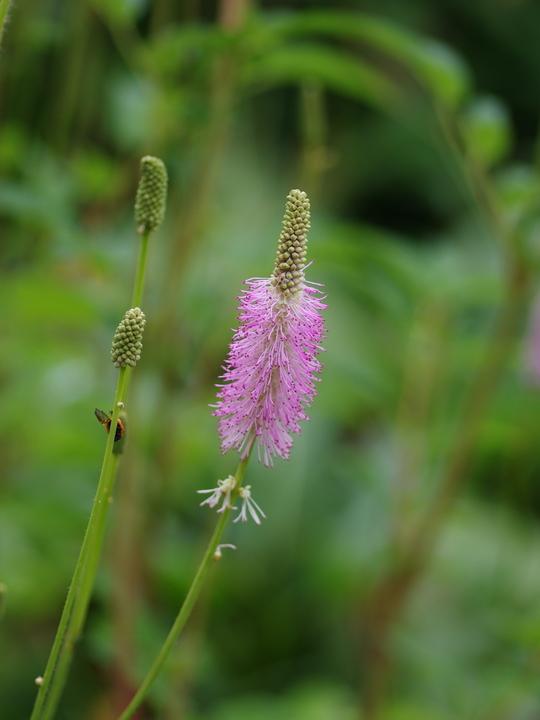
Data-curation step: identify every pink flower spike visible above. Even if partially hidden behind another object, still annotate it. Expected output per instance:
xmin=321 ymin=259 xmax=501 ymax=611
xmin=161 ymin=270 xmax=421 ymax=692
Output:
xmin=213 ymin=190 xmax=327 ymax=467
xmin=232 ymin=486 xmax=266 ymax=525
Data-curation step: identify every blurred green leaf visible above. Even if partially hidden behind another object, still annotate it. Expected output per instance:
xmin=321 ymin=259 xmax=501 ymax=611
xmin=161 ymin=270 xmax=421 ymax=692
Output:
xmin=496 ymin=164 xmax=540 ymax=212
xmin=411 ymin=38 xmax=470 ymax=108
xmin=384 ymin=705 xmax=448 ymax=720
xmin=69 ymin=148 xmax=127 ymax=203
xmin=0 ymin=125 xmax=27 ymax=172
xmin=463 ymin=95 xmax=512 ymax=167
xmin=263 ymin=11 xmax=471 ymax=106
xmin=210 ymin=683 xmax=357 ymax=720
xmin=88 ymin=0 xmax=145 ymax=26
xmin=139 ymin=25 xmax=223 ymax=78
xmin=243 ymin=42 xmax=399 ymax=110
xmin=105 ymin=74 xmax=157 ymax=150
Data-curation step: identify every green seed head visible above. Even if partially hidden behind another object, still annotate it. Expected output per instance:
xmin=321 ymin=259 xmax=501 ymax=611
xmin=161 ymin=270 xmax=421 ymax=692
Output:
xmin=270 ymin=189 xmax=310 ymax=296
xmin=134 ymin=156 xmax=168 ymax=234
xmin=111 ymin=308 xmax=146 ymax=368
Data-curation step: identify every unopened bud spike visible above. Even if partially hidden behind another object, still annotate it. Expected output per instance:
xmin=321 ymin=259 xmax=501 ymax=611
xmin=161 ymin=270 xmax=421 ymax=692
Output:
xmin=134 ymin=156 xmax=168 ymax=234
xmin=111 ymin=308 xmax=146 ymax=368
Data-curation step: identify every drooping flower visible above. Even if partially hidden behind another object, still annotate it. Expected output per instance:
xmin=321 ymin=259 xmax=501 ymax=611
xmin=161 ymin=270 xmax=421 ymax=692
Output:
xmin=197 ymin=479 xmax=266 ymax=525
xmin=213 ymin=189 xmax=327 ymax=467
xmin=197 ymin=476 xmax=236 ymax=513
xmin=232 ymin=486 xmax=266 ymax=525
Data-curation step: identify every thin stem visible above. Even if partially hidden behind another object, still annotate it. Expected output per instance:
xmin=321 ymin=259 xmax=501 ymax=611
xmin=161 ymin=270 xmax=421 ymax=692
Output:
xmin=30 ymin=222 xmax=154 ymax=720
xmin=392 ymin=299 xmax=447 ymax=546
xmin=131 ymin=230 xmax=151 ymax=308
xmin=149 ymin=0 xmax=250 ymax=501
xmin=115 ymin=456 xmax=251 ymax=720
xmin=435 ymin=101 xmax=513 ymax=253
xmin=30 ymin=370 xmax=129 ymax=720
xmin=0 ymin=582 xmax=6 ymax=621
xmin=217 ymin=0 xmax=251 ymax=31
xmin=109 ymin=437 xmax=145 ymax=713
xmin=48 ymin=3 xmax=91 ymax=154
xmin=412 ymin=269 xmax=526 ymax=554
xmin=299 ymin=81 xmax=330 ymax=204
xmin=361 ymin=270 xmax=527 ymax=719
xmin=159 ymin=0 xmax=251 ymax=307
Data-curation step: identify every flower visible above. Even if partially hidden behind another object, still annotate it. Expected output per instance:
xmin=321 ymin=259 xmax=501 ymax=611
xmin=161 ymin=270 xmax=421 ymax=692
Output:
xmin=197 ymin=476 xmax=236 ymax=513
xmin=213 ymin=189 xmax=327 ymax=467
xmin=232 ymin=486 xmax=266 ymax=525
xmin=197 ymin=479 xmax=266 ymax=525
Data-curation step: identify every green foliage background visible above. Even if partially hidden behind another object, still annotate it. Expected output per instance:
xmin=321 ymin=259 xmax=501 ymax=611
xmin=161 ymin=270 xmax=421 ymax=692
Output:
xmin=3 ymin=1 xmax=540 ymax=718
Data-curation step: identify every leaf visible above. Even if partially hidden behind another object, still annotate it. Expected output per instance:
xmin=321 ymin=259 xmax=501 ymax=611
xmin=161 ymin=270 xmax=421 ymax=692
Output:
xmin=496 ymin=164 xmax=540 ymax=212
xmin=139 ymin=25 xmax=224 ymax=77
xmin=87 ymin=0 xmax=145 ymax=26
xmin=242 ymin=42 xmax=400 ymax=111
xmin=462 ymin=95 xmax=512 ymax=167
xmin=105 ymin=73 xmax=157 ymax=150
xmin=408 ymin=38 xmax=470 ymax=108
xmin=262 ymin=10 xmax=471 ymax=107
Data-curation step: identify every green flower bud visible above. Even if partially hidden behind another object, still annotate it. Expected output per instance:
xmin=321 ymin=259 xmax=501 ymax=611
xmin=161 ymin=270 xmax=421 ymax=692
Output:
xmin=271 ymin=189 xmax=310 ymax=296
xmin=111 ymin=308 xmax=146 ymax=368
xmin=134 ymin=156 xmax=168 ymax=234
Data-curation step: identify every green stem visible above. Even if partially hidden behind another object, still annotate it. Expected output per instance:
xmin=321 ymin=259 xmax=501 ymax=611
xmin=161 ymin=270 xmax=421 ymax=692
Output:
xmin=361 ymin=267 xmax=527 ymax=720
xmin=131 ymin=230 xmax=151 ymax=308
xmin=116 ymin=455 xmax=251 ymax=720
xmin=30 ymin=225 xmax=154 ymax=720
xmin=0 ymin=582 xmax=7 ymax=621
xmin=435 ymin=101 xmax=513 ymax=253
xmin=30 ymin=370 xmax=129 ymax=720
xmin=299 ymin=81 xmax=329 ymax=204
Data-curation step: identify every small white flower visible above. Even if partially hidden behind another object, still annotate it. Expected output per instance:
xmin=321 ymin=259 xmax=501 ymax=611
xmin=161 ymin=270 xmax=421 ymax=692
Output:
xmin=233 ymin=486 xmax=266 ymax=525
xmin=197 ymin=476 xmax=236 ymax=514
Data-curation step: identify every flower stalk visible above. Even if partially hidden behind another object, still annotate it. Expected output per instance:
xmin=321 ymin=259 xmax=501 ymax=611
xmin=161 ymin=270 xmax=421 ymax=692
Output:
xmin=115 ymin=188 xmax=326 ymax=720
xmin=115 ymin=456 xmax=251 ymax=720
xmin=30 ymin=157 xmax=167 ymax=720
xmin=29 ymin=370 xmax=129 ymax=720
